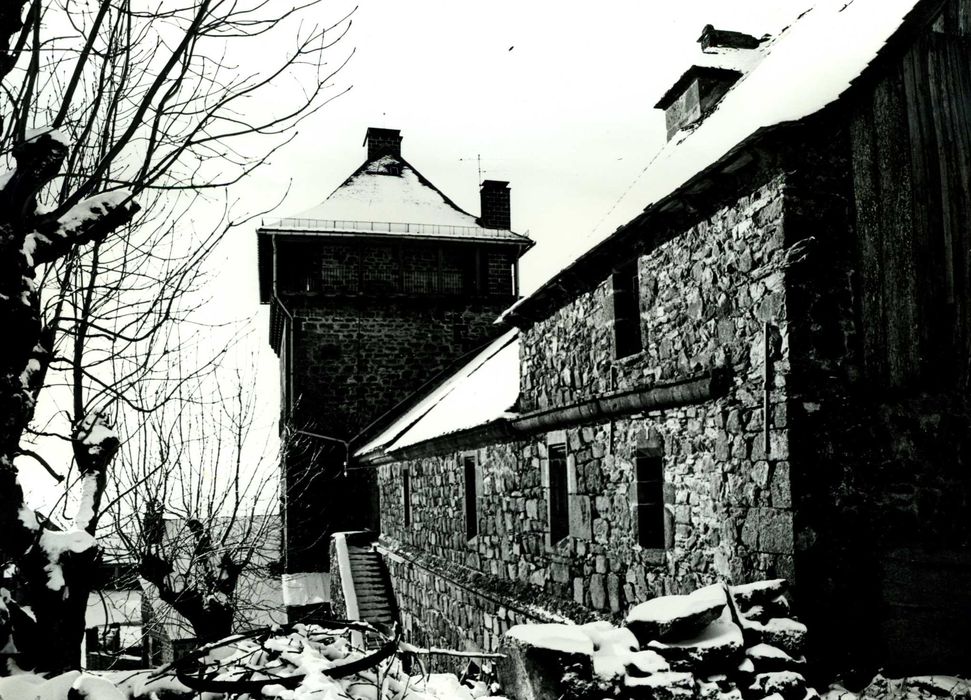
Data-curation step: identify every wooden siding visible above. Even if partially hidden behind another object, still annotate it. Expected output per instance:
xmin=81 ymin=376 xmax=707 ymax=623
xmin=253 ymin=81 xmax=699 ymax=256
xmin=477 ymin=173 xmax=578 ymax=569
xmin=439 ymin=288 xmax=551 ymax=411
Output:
xmin=850 ymin=26 xmax=971 ymax=390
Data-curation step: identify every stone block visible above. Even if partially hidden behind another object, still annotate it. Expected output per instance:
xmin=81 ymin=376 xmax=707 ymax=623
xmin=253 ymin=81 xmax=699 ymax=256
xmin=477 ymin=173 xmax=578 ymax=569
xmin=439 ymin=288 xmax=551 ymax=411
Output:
xmin=569 ymin=495 xmax=593 ymax=540
xmin=607 ymin=573 xmax=622 ymax=613
xmin=498 ymin=626 xmax=593 ymax=700
xmin=590 ymin=574 xmax=607 ymax=609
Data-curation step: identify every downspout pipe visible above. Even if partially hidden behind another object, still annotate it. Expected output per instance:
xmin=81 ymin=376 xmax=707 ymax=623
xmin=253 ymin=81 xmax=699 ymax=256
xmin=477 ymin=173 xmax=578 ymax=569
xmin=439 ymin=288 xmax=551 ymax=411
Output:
xmin=509 ymin=367 xmax=731 ymax=436
xmin=271 ymin=233 xmax=295 ymax=417
xmin=357 ymin=367 xmax=732 ymax=465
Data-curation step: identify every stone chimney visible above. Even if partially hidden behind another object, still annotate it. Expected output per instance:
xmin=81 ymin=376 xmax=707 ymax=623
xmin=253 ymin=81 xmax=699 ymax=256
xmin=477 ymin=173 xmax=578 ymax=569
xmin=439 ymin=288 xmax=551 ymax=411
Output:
xmin=654 ymin=26 xmax=763 ymax=141
xmin=698 ymin=24 xmax=762 ymax=51
xmin=479 ymin=180 xmax=511 ymax=230
xmin=364 ymin=127 xmax=402 ymax=161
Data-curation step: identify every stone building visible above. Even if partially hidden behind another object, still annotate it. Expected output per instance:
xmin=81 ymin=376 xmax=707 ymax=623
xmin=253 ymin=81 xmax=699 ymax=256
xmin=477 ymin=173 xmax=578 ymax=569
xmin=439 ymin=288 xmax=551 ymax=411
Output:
xmin=346 ymin=0 xmax=971 ymax=677
xmin=256 ymin=129 xmax=532 ymax=609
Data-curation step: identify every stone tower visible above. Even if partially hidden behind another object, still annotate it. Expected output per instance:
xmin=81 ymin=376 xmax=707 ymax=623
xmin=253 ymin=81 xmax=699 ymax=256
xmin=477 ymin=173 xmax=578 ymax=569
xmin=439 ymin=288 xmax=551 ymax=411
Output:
xmin=256 ymin=127 xmax=532 ymax=592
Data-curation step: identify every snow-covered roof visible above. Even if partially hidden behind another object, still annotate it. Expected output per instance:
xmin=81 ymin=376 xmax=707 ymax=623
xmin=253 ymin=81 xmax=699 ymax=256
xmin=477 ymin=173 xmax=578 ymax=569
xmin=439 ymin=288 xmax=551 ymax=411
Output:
xmin=503 ymin=0 xmax=925 ymax=324
xmin=260 ymin=155 xmax=530 ymax=245
xmin=355 ymin=330 xmax=520 ymax=459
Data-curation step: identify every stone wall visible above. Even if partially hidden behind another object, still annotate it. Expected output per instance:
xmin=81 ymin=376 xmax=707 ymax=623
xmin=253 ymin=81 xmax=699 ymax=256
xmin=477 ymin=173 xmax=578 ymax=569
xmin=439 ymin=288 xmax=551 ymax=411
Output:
xmin=520 ymin=175 xmax=788 ymax=413
xmin=378 ymin=173 xmax=800 ymax=654
xmin=282 ymin=291 xmax=511 ymax=573
xmin=290 ymin=297 xmax=508 ymax=437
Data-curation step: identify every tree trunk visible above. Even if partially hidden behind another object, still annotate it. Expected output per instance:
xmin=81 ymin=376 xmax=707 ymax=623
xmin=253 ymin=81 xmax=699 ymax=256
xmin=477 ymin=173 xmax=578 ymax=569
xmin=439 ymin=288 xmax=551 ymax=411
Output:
xmin=0 ymin=132 xmax=136 ymax=674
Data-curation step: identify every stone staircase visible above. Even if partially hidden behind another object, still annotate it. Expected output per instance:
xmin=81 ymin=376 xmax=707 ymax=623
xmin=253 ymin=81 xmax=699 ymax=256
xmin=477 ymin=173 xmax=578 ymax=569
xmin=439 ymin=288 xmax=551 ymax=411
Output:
xmin=342 ymin=534 xmax=399 ymax=635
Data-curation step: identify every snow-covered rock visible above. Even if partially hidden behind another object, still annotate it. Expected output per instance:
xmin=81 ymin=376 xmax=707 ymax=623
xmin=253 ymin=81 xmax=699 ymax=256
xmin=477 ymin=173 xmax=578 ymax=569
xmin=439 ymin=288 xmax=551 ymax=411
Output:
xmin=730 ymin=579 xmax=788 ymax=608
xmin=625 ymin=671 xmax=696 ymax=700
xmin=749 ymin=670 xmax=809 ymax=700
xmin=746 ymin=643 xmax=805 ymax=672
xmin=626 ymin=584 xmax=729 ymax=644
xmin=577 ymin=621 xmax=639 ymax=680
xmin=627 ymin=649 xmax=673 ymax=677
xmin=740 ymin=616 xmax=807 ymax=657
xmin=500 ymin=624 xmax=594 ymax=700
xmin=647 ymin=607 xmax=745 ymax=672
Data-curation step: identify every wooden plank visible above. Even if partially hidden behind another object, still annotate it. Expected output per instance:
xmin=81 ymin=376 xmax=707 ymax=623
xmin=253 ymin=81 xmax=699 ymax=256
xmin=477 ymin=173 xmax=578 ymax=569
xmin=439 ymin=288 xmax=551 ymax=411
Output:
xmin=902 ymin=41 xmax=949 ymax=383
xmin=850 ymin=92 xmax=888 ymax=383
xmin=928 ymin=34 xmax=971 ymax=386
xmin=873 ymin=66 xmax=921 ymax=387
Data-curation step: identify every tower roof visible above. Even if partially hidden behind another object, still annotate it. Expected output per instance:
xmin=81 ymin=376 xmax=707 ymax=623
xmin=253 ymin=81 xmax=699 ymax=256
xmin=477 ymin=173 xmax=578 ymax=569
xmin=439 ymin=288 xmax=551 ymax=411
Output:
xmin=259 ymin=151 xmax=529 ymax=245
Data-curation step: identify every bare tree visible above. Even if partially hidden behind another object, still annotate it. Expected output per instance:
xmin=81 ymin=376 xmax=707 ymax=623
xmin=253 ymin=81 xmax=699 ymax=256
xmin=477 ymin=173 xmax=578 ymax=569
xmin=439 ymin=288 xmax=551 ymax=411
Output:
xmin=0 ymin=0 xmax=351 ymax=673
xmin=107 ymin=361 xmax=292 ymax=646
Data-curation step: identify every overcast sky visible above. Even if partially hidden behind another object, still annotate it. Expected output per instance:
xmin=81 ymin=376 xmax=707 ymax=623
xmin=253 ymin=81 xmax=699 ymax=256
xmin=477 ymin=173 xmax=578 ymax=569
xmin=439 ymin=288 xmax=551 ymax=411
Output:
xmin=25 ymin=1 xmax=811 ymax=513
xmin=218 ymin=0 xmax=809 ymax=490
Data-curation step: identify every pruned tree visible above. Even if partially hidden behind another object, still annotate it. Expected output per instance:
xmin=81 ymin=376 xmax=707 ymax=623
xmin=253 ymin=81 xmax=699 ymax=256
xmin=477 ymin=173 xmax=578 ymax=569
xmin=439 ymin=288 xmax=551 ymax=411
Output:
xmin=0 ymin=0 xmax=351 ymax=673
xmin=107 ymin=362 xmax=300 ymax=646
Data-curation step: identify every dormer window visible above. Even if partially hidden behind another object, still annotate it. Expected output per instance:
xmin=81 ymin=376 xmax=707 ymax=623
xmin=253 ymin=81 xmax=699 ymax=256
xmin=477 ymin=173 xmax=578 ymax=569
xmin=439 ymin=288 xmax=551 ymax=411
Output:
xmin=654 ymin=25 xmax=764 ymax=141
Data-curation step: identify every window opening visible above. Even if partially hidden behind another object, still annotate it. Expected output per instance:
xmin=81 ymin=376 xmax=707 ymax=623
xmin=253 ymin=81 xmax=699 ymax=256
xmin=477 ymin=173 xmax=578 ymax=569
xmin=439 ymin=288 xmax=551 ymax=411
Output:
xmin=635 ymin=450 xmax=665 ymax=548
xmin=548 ymin=443 xmax=569 ymax=544
xmin=464 ymin=455 xmax=478 ymax=539
xmin=613 ymin=260 xmax=643 ymax=358
xmin=402 ymin=467 xmax=412 ymax=527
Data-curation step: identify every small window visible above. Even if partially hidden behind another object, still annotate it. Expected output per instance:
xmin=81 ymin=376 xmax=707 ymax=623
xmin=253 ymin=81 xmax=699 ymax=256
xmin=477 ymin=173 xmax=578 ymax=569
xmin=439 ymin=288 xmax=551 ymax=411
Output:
xmin=548 ymin=442 xmax=569 ymax=544
xmin=613 ymin=260 xmax=642 ymax=358
xmin=402 ymin=467 xmax=412 ymax=528
xmin=463 ymin=455 xmax=478 ymax=539
xmin=635 ymin=450 xmax=665 ymax=548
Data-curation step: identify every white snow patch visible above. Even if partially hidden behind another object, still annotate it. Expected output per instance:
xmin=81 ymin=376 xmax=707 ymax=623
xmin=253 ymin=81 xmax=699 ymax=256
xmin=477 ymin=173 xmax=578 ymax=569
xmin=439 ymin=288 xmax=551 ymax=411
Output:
xmin=71 ymin=674 xmax=125 ymax=700
xmin=54 ymin=189 xmax=132 ymax=236
xmin=747 ymin=643 xmax=795 ymax=662
xmin=18 ymin=506 xmax=39 ymax=531
xmin=44 ymin=562 xmax=65 ymax=591
xmin=731 ymin=579 xmax=787 ymax=600
xmin=40 ymin=529 xmax=97 ymax=589
xmin=332 ymin=533 xmax=361 ymax=647
xmin=628 ymin=649 xmax=672 ymax=675
xmin=18 ymin=358 xmax=40 ymax=389
xmin=0 ymin=672 xmax=45 ymax=699
xmin=74 ymin=473 xmax=98 ymax=530
xmin=24 ymin=126 xmax=70 ymax=147
xmin=579 ymin=622 xmax=639 ymax=680
xmin=744 ymin=616 xmax=807 ymax=635
xmin=40 ymin=529 xmax=97 ymax=557
xmin=76 ymin=412 xmax=117 ymax=457
xmin=282 ymin=571 xmax=331 ymax=606
xmin=506 ymin=623 xmax=594 ymax=656
xmin=626 ymin=671 xmax=695 ymax=689
xmin=422 ymin=674 xmax=475 ymax=700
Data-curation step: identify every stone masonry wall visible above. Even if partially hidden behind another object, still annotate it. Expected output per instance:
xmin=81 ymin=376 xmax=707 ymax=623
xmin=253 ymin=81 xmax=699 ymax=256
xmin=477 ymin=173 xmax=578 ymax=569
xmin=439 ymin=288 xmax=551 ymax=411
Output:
xmin=284 ymin=297 xmax=509 ymax=572
xmin=378 ymin=173 xmax=800 ymax=654
xmin=291 ymin=297 xmax=507 ymax=437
